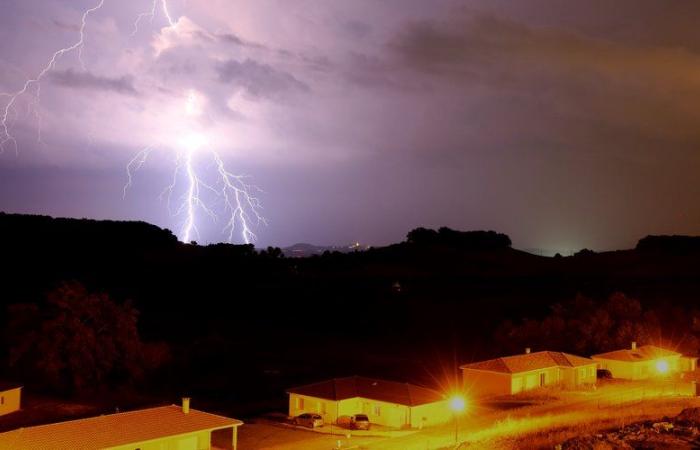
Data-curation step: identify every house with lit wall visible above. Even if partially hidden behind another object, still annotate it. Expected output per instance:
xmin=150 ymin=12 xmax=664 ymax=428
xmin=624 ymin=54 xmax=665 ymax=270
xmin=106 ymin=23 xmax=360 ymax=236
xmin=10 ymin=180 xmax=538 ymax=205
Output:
xmin=461 ymin=349 xmax=597 ymax=397
xmin=0 ymin=382 xmax=21 ymax=417
xmin=0 ymin=398 xmax=242 ymax=450
xmin=592 ymin=342 xmax=697 ymax=380
xmin=288 ymin=376 xmax=451 ymax=428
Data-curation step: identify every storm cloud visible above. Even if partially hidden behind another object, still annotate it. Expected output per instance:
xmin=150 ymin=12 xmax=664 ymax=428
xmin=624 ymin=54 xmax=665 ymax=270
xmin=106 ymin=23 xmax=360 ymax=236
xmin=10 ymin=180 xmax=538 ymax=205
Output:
xmin=1 ymin=0 xmax=700 ymax=250
xmin=49 ymin=69 xmax=138 ymax=96
xmin=216 ymin=58 xmax=309 ymax=100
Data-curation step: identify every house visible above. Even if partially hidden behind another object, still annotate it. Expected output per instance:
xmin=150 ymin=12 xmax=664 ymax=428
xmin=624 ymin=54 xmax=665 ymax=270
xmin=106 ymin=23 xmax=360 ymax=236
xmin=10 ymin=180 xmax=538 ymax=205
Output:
xmin=0 ymin=382 xmax=21 ymax=416
xmin=287 ymin=376 xmax=450 ymax=428
xmin=0 ymin=398 xmax=243 ymax=450
xmin=461 ymin=349 xmax=597 ymax=397
xmin=592 ymin=342 xmax=697 ymax=380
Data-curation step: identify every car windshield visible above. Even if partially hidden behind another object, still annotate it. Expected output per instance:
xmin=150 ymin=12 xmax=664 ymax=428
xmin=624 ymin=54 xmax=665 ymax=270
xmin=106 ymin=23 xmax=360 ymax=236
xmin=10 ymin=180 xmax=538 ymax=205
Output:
xmin=311 ymin=414 xmax=321 ymax=419
xmin=355 ymin=414 xmax=369 ymax=421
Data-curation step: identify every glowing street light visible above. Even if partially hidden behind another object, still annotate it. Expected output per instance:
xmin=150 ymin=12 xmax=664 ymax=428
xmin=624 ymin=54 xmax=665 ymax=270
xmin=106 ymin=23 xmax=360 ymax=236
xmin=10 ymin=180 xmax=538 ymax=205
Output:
xmin=656 ymin=359 xmax=669 ymax=374
xmin=449 ymin=395 xmax=467 ymax=445
xmin=450 ymin=395 xmax=466 ymax=412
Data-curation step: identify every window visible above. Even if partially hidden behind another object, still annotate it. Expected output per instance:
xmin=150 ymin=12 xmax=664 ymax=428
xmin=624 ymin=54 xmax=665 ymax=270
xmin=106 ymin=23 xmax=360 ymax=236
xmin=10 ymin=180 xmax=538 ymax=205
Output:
xmin=589 ymin=367 xmax=595 ymax=377
xmin=373 ymin=405 xmax=381 ymax=416
xmin=297 ymin=397 xmax=304 ymax=410
xmin=1 ymin=396 xmax=4 ymax=405
xmin=539 ymin=372 xmax=546 ymax=386
xmin=579 ymin=368 xmax=586 ymax=378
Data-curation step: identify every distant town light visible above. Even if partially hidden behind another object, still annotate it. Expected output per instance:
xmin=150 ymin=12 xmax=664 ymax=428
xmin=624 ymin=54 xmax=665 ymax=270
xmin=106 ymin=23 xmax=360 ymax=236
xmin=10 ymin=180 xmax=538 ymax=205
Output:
xmin=656 ymin=359 xmax=669 ymax=374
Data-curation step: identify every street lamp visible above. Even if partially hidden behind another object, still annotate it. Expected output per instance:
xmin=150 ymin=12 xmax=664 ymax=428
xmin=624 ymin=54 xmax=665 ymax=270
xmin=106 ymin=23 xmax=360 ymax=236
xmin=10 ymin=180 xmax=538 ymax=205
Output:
xmin=656 ymin=359 xmax=669 ymax=374
xmin=449 ymin=395 xmax=466 ymax=445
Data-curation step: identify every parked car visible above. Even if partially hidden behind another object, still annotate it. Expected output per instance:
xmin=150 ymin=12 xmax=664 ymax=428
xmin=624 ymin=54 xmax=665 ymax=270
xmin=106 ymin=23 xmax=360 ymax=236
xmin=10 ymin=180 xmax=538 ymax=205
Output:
xmin=350 ymin=414 xmax=370 ymax=430
xmin=597 ymin=369 xmax=612 ymax=379
xmin=294 ymin=413 xmax=324 ymax=428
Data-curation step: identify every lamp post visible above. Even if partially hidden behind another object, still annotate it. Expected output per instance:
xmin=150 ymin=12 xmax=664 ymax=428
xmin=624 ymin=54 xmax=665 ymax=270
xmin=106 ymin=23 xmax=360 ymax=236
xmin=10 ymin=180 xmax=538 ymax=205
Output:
xmin=449 ymin=395 xmax=466 ymax=446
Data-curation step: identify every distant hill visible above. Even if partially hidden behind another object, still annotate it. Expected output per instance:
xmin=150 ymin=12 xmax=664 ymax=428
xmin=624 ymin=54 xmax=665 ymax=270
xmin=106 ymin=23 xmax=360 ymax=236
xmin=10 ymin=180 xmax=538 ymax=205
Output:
xmin=282 ymin=242 xmax=370 ymax=257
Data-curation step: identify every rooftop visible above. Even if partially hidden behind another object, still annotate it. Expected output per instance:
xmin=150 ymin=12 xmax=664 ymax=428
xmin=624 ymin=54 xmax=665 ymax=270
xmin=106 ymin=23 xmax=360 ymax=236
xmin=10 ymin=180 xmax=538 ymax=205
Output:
xmin=592 ymin=345 xmax=685 ymax=362
xmin=0 ymin=382 xmax=22 ymax=392
xmin=287 ymin=376 xmax=445 ymax=406
xmin=0 ymin=405 xmax=242 ymax=450
xmin=460 ymin=351 xmax=595 ymax=374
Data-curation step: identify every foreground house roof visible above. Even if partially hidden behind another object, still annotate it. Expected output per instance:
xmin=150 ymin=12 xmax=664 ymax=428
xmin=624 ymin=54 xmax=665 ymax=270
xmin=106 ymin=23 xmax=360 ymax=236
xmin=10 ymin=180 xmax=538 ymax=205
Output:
xmin=592 ymin=345 xmax=686 ymax=362
xmin=287 ymin=376 xmax=445 ymax=406
xmin=460 ymin=351 xmax=595 ymax=374
xmin=0 ymin=382 xmax=21 ymax=392
xmin=0 ymin=405 xmax=242 ymax=450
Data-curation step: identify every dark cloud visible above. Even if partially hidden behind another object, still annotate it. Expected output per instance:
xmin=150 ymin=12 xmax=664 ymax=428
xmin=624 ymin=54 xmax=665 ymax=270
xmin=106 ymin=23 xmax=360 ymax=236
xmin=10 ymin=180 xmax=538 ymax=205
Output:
xmin=215 ymin=32 xmax=266 ymax=50
xmin=342 ymin=20 xmax=372 ymax=39
xmin=390 ymin=13 xmax=700 ymax=145
xmin=52 ymin=20 xmax=80 ymax=32
xmin=216 ymin=58 xmax=309 ymax=100
xmin=49 ymin=69 xmax=138 ymax=96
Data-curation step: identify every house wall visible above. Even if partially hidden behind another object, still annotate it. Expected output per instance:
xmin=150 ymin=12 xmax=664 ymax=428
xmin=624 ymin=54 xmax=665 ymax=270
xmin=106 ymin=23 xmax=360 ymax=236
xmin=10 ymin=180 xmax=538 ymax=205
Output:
xmin=409 ymin=400 xmax=451 ymax=428
xmin=107 ymin=429 xmax=223 ymax=450
xmin=680 ymin=357 xmax=697 ymax=372
xmin=356 ymin=397 xmax=410 ymax=428
xmin=511 ymin=366 xmax=561 ymax=394
xmin=289 ymin=393 xmax=339 ymax=424
xmin=594 ymin=355 xmax=681 ymax=380
xmin=0 ymin=388 xmax=21 ymax=416
xmin=564 ymin=364 xmax=597 ymax=388
xmin=290 ymin=394 xmax=449 ymax=429
xmin=462 ymin=369 xmax=512 ymax=397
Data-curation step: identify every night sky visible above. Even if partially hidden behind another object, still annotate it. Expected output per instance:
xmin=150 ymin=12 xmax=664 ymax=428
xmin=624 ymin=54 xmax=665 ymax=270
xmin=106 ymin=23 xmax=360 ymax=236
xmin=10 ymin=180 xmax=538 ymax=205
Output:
xmin=1 ymin=0 xmax=699 ymax=252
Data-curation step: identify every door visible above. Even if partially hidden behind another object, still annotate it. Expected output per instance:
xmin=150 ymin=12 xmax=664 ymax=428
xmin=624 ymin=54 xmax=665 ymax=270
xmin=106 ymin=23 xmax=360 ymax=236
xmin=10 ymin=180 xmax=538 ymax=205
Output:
xmin=539 ymin=372 xmax=546 ymax=387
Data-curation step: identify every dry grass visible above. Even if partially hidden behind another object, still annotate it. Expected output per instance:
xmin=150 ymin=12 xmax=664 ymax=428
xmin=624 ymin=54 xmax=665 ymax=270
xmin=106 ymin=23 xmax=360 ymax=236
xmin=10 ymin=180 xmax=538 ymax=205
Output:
xmin=480 ymin=398 xmax=698 ymax=449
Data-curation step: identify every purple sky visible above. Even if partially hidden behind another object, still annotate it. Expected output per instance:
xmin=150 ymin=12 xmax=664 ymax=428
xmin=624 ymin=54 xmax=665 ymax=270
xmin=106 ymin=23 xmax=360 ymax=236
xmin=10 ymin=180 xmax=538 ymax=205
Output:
xmin=1 ymin=0 xmax=700 ymax=252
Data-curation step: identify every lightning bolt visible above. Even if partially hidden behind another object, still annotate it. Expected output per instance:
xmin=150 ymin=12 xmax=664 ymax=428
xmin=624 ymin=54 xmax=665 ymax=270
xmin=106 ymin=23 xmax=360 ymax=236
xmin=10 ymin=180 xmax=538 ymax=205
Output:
xmin=3 ymin=0 xmax=266 ymax=244
xmin=132 ymin=0 xmax=176 ymax=36
xmin=0 ymin=0 xmax=105 ymax=154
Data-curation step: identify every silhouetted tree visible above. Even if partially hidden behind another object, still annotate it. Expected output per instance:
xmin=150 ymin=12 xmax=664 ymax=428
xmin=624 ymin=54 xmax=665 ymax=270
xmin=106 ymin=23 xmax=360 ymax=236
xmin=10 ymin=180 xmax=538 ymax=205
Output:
xmin=494 ymin=292 xmax=662 ymax=355
xmin=6 ymin=282 xmax=169 ymax=394
xmin=406 ymin=227 xmax=511 ymax=249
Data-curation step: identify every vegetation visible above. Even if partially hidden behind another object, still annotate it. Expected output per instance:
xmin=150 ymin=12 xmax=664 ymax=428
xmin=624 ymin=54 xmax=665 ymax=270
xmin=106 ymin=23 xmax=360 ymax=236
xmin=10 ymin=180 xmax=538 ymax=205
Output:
xmin=2 ymin=212 xmax=700 ymax=415
xmin=6 ymin=282 xmax=168 ymax=394
xmin=494 ymin=292 xmax=700 ymax=356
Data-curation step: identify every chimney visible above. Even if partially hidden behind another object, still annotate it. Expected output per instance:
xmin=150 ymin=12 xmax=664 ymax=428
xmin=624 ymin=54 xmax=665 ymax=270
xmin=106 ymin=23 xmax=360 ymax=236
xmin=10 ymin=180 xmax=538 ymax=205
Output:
xmin=182 ymin=397 xmax=191 ymax=414
xmin=525 ymin=347 xmax=531 ymax=354
xmin=631 ymin=341 xmax=637 ymax=351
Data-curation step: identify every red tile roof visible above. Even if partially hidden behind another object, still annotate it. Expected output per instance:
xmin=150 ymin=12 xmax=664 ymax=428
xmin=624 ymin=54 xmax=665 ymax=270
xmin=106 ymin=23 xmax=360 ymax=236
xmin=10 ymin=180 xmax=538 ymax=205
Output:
xmin=0 ymin=405 xmax=242 ymax=450
xmin=460 ymin=351 xmax=595 ymax=374
xmin=287 ymin=376 xmax=445 ymax=406
xmin=0 ymin=382 xmax=21 ymax=392
xmin=592 ymin=345 xmax=684 ymax=362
